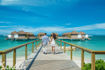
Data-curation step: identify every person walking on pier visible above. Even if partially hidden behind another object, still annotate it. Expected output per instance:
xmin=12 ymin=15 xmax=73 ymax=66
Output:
xmin=42 ymin=33 xmax=49 ymax=54
xmin=50 ymin=33 xmax=57 ymax=54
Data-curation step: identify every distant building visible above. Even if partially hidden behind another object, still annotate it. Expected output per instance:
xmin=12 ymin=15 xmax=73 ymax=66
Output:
xmin=62 ymin=32 xmax=71 ymax=37
xmin=7 ymin=31 xmax=36 ymax=40
xmin=62 ymin=31 xmax=89 ymax=40
xmin=71 ymin=31 xmax=79 ymax=39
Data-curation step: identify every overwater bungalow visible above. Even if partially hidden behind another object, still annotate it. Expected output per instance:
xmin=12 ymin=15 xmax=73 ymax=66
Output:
xmin=62 ymin=32 xmax=71 ymax=37
xmin=26 ymin=32 xmax=36 ymax=39
xmin=60 ymin=31 xmax=89 ymax=40
xmin=70 ymin=31 xmax=79 ymax=39
xmin=7 ymin=31 xmax=36 ymax=40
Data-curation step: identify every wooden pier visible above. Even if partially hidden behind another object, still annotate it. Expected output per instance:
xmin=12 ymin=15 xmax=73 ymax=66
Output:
xmin=0 ymin=39 xmax=105 ymax=70
xmin=30 ymin=45 xmax=80 ymax=70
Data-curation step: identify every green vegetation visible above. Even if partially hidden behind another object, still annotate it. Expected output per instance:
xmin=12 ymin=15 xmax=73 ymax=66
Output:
xmin=82 ymin=59 xmax=105 ymax=70
xmin=0 ymin=65 xmax=15 ymax=70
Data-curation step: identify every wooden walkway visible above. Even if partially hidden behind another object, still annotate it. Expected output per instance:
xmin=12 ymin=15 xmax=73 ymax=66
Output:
xmin=30 ymin=45 xmax=81 ymax=70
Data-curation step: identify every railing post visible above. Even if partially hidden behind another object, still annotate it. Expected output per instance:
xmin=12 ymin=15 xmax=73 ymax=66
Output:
xmin=13 ymin=49 xmax=16 ymax=67
xmin=60 ymin=41 xmax=62 ymax=49
xmin=64 ymin=43 xmax=66 ymax=53
xmin=32 ymin=42 xmax=34 ymax=53
xmin=70 ymin=45 xmax=72 ymax=60
xmin=39 ymin=40 xmax=41 ymax=47
xmin=35 ymin=41 xmax=37 ymax=50
xmin=2 ymin=53 xmax=6 ymax=68
xmin=81 ymin=49 xmax=84 ymax=68
xmin=91 ymin=52 xmax=95 ymax=70
xmin=25 ymin=44 xmax=27 ymax=60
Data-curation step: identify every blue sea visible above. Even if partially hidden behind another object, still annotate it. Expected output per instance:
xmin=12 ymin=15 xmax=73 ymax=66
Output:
xmin=0 ymin=35 xmax=105 ymax=60
xmin=60 ymin=35 xmax=105 ymax=60
xmin=0 ymin=35 xmax=38 ymax=59
xmin=62 ymin=35 xmax=105 ymax=51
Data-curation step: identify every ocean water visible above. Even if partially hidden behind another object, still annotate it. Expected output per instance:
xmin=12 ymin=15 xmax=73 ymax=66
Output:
xmin=62 ymin=35 xmax=105 ymax=51
xmin=57 ymin=35 xmax=105 ymax=60
xmin=0 ymin=35 xmax=39 ymax=59
xmin=0 ymin=35 xmax=105 ymax=60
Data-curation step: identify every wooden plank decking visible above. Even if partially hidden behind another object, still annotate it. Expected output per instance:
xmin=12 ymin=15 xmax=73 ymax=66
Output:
xmin=30 ymin=45 xmax=81 ymax=70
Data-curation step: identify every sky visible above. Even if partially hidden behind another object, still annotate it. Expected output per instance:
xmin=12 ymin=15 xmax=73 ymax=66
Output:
xmin=0 ymin=0 xmax=105 ymax=35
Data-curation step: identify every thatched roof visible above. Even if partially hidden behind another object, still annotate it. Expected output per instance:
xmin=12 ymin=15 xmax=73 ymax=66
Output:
xmin=71 ymin=31 xmax=78 ymax=35
xmin=11 ymin=31 xmax=35 ymax=36
xmin=62 ymin=31 xmax=86 ymax=36
xmin=79 ymin=32 xmax=85 ymax=35
xmin=11 ymin=31 xmax=17 ymax=34
xmin=62 ymin=32 xmax=71 ymax=36
xmin=26 ymin=32 xmax=34 ymax=35
xmin=18 ymin=31 xmax=26 ymax=34
xmin=38 ymin=33 xmax=45 ymax=36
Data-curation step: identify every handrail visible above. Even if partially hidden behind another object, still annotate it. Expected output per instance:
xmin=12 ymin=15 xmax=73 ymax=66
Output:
xmin=94 ymin=51 xmax=105 ymax=54
xmin=0 ymin=51 xmax=3 ymax=54
xmin=0 ymin=40 xmax=40 ymax=54
xmin=2 ymin=41 xmax=35 ymax=54
xmin=0 ymin=39 xmax=42 ymax=69
xmin=56 ymin=40 xmax=105 ymax=70
xmin=61 ymin=40 xmax=93 ymax=53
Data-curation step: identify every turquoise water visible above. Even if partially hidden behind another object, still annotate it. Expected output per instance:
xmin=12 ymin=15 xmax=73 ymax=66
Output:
xmin=0 ymin=36 xmax=36 ymax=50
xmin=0 ymin=35 xmax=105 ymax=60
xmin=0 ymin=35 xmax=39 ymax=59
xmin=1 ymin=35 xmax=105 ymax=51
xmin=57 ymin=35 xmax=105 ymax=60
xmin=60 ymin=35 xmax=105 ymax=51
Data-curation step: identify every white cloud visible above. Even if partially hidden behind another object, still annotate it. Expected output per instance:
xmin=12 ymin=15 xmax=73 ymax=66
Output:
xmin=13 ymin=23 xmax=105 ymax=32
xmin=0 ymin=21 xmax=11 ymax=24
xmin=70 ymin=23 xmax=105 ymax=30
xmin=0 ymin=0 xmax=19 ymax=5
xmin=0 ymin=23 xmax=105 ymax=34
xmin=0 ymin=25 xmax=18 ymax=27
xmin=0 ymin=0 xmax=79 ymax=6
xmin=65 ymin=23 xmax=71 ymax=25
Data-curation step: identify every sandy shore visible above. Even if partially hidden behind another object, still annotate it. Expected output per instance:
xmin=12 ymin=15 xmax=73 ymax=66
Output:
xmin=0 ymin=47 xmax=41 ymax=69
xmin=0 ymin=56 xmax=25 ymax=68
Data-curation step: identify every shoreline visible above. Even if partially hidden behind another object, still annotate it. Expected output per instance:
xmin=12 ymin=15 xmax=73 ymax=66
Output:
xmin=0 ymin=56 xmax=25 ymax=67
